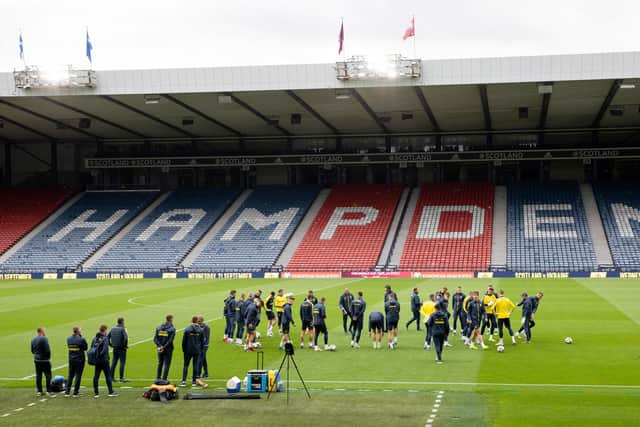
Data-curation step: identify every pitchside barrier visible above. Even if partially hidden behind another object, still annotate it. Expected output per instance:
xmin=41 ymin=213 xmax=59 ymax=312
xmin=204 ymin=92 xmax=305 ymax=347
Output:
xmin=0 ymin=271 xmax=634 ymax=280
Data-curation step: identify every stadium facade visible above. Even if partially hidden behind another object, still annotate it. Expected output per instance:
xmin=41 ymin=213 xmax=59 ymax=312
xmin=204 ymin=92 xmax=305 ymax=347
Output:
xmin=0 ymin=51 xmax=639 ymax=278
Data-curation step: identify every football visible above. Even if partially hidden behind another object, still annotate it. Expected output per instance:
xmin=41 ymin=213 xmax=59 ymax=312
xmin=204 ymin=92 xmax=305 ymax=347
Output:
xmin=328 ymin=344 xmax=337 ymax=351
xmin=497 ymin=345 xmax=505 ymax=353
xmin=564 ymin=337 xmax=573 ymax=344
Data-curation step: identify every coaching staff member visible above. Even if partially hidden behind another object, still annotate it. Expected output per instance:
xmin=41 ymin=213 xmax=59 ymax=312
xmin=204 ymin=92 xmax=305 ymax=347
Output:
xmin=92 ymin=325 xmax=117 ymax=397
xmin=154 ymin=314 xmax=176 ymax=381
xmin=338 ymin=288 xmax=354 ymax=335
xmin=406 ymin=287 xmax=422 ymax=331
xmin=181 ymin=316 xmax=204 ymax=387
xmin=31 ymin=327 xmax=52 ymax=396
xmin=108 ymin=317 xmax=128 ymax=383
xmin=65 ymin=326 xmax=87 ymax=397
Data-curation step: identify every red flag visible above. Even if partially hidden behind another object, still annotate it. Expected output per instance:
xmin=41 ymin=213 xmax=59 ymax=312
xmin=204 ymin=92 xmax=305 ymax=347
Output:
xmin=338 ymin=21 xmax=344 ymax=54
xmin=402 ymin=17 xmax=415 ymax=40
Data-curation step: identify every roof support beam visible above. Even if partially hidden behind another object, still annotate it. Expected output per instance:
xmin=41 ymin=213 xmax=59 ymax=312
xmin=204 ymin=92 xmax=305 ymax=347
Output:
xmin=537 ymin=83 xmax=553 ymax=146
xmin=0 ymin=114 xmax=57 ymax=141
xmin=413 ymin=87 xmax=441 ymax=132
xmin=101 ymin=95 xmax=196 ymax=138
xmin=479 ymin=84 xmax=492 ymax=131
xmin=41 ymin=97 xmax=147 ymax=139
xmin=223 ymin=92 xmax=291 ymax=136
xmin=0 ymin=99 xmax=100 ymax=140
xmin=479 ymin=84 xmax=493 ymax=146
xmin=13 ymin=143 xmax=52 ymax=168
xmin=285 ymin=90 xmax=340 ymax=135
xmin=350 ymin=89 xmax=389 ymax=133
xmin=592 ymin=79 xmax=623 ymax=128
xmin=162 ymin=94 xmax=244 ymax=137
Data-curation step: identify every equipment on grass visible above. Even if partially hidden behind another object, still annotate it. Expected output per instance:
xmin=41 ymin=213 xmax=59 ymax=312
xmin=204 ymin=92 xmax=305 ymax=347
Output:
xmin=184 ymin=393 xmax=260 ymax=400
xmin=245 ymin=370 xmax=283 ymax=393
xmin=142 ymin=381 xmax=179 ymax=403
xmin=226 ymin=376 xmax=242 ymax=393
xmin=267 ymin=342 xmax=311 ymax=404
xmin=564 ymin=337 xmax=573 ymax=344
xmin=497 ymin=345 xmax=505 ymax=353
xmin=50 ymin=375 xmax=65 ymax=392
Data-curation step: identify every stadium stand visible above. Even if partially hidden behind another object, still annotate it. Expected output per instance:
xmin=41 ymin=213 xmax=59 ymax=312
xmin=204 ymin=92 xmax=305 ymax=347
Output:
xmin=506 ymin=182 xmax=596 ymax=272
xmin=189 ymin=186 xmax=318 ymax=271
xmin=89 ymin=189 xmax=240 ymax=271
xmin=0 ymin=187 xmax=77 ymax=255
xmin=287 ymin=184 xmax=402 ymax=271
xmin=399 ymin=183 xmax=494 ymax=271
xmin=0 ymin=191 xmax=158 ymax=271
xmin=593 ymin=182 xmax=640 ymax=271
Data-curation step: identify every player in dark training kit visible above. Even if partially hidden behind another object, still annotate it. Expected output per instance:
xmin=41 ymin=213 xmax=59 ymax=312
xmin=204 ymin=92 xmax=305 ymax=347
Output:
xmin=349 ymin=291 xmax=366 ymax=348
xmin=65 ymin=326 xmax=87 ymax=397
xmin=406 ymin=288 xmax=422 ymax=331
xmin=384 ymin=293 xmax=401 ymax=349
xmin=451 ymin=287 xmax=466 ymax=336
xmin=299 ymin=295 xmax=315 ymax=349
xmin=427 ymin=303 xmax=450 ymax=364
xmin=313 ymin=297 xmax=329 ymax=351
xmin=338 ymin=288 xmax=354 ymax=335
xmin=368 ymin=311 xmax=385 ymax=349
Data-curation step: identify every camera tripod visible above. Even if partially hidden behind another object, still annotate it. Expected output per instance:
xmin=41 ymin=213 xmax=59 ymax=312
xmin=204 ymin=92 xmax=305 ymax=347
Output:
xmin=267 ymin=342 xmax=311 ymax=404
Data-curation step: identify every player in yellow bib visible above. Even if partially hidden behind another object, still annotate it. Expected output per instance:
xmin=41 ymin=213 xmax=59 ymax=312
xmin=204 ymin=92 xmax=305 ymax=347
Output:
xmin=494 ymin=290 xmax=517 ymax=345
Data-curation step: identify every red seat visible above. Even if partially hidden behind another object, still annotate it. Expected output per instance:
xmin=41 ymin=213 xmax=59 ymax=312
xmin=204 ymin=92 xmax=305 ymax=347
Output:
xmin=288 ymin=184 xmax=402 ymax=271
xmin=0 ymin=187 xmax=77 ymax=254
xmin=399 ymin=183 xmax=494 ymax=271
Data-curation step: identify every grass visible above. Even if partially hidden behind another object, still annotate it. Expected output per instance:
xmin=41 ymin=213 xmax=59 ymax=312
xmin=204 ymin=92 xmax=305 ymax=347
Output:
xmin=0 ymin=277 xmax=638 ymax=426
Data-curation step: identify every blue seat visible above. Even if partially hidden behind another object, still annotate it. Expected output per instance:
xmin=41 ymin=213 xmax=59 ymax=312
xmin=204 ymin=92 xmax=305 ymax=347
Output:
xmin=593 ymin=182 xmax=640 ymax=271
xmin=1 ymin=191 xmax=158 ymax=271
xmin=506 ymin=182 xmax=596 ymax=272
xmin=91 ymin=188 xmax=239 ymax=271
xmin=190 ymin=186 xmax=318 ymax=271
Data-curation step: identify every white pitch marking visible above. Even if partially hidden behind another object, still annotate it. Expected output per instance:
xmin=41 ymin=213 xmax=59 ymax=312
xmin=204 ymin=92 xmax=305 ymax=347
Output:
xmin=14 ymin=408 xmax=23 ymax=412
xmin=39 ymin=399 xmax=47 ymax=402
xmin=27 ymin=403 xmax=35 ymax=407
xmin=432 ymin=409 xmax=438 ymax=413
xmin=434 ymin=403 xmax=440 ymax=408
xmin=2 ymin=414 xmax=10 ymax=417
xmin=436 ymin=399 xmax=442 ymax=403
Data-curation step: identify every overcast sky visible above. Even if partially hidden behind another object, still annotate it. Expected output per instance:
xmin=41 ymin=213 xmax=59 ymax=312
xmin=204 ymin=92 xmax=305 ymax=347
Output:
xmin=0 ymin=0 xmax=638 ymax=71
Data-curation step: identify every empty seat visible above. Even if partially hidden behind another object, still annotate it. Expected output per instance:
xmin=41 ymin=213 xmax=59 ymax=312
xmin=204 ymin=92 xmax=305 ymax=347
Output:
xmin=288 ymin=184 xmax=402 ymax=271
xmin=399 ymin=183 xmax=494 ymax=271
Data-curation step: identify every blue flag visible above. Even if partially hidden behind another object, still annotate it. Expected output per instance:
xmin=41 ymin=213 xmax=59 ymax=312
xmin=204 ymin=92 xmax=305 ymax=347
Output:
xmin=19 ymin=32 xmax=24 ymax=60
xmin=86 ymin=29 xmax=93 ymax=63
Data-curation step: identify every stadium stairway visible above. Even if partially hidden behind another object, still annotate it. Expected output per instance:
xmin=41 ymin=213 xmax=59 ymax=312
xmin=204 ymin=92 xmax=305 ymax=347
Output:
xmin=592 ymin=182 xmax=640 ymax=271
xmin=276 ymin=188 xmax=330 ymax=268
xmin=399 ymin=183 xmax=494 ymax=271
xmin=82 ymin=192 xmax=171 ymax=270
xmin=387 ymin=187 xmax=420 ymax=267
xmin=0 ymin=190 xmax=160 ymax=271
xmin=0 ymin=187 xmax=78 ymax=255
xmin=181 ymin=190 xmax=252 ymax=268
xmin=377 ymin=187 xmax=411 ymax=267
xmin=506 ymin=181 xmax=596 ymax=272
xmin=580 ymin=184 xmax=614 ymax=267
xmin=188 ymin=186 xmax=319 ymax=271
xmin=287 ymin=184 xmax=403 ymax=271
xmin=490 ymin=186 xmax=508 ymax=269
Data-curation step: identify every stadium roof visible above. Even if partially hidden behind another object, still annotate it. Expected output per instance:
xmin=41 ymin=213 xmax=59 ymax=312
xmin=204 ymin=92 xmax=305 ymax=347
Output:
xmin=1 ymin=51 xmax=640 ymax=143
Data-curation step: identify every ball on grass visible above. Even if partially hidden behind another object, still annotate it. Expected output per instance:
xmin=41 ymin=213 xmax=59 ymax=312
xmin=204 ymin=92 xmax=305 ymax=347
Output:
xmin=497 ymin=345 xmax=505 ymax=353
xmin=564 ymin=337 xmax=573 ymax=344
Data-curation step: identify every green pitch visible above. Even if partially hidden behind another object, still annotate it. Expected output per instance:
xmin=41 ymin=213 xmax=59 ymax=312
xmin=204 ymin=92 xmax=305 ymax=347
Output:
xmin=0 ymin=278 xmax=639 ymax=426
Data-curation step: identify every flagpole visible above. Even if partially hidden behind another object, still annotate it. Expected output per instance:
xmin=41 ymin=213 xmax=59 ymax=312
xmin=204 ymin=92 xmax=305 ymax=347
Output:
xmin=341 ymin=18 xmax=345 ymax=62
xmin=412 ymin=15 xmax=416 ymax=59
xmin=19 ymin=29 xmax=26 ymax=69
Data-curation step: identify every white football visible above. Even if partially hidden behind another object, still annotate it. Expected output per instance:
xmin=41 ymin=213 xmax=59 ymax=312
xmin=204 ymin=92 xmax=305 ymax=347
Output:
xmin=256 ymin=332 xmax=261 ymax=339
xmin=497 ymin=345 xmax=505 ymax=353
xmin=329 ymin=344 xmax=337 ymax=351
xmin=564 ymin=337 xmax=573 ymax=344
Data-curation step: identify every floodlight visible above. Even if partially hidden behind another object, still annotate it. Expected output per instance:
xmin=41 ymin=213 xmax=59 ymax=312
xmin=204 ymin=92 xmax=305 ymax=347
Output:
xmin=619 ymin=83 xmax=636 ymax=89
